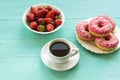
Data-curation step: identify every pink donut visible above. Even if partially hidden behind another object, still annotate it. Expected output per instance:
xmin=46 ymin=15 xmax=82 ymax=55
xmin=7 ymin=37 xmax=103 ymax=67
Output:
xmin=97 ymin=14 xmax=116 ymax=30
xmin=76 ymin=21 xmax=95 ymax=41
xmin=89 ymin=17 xmax=113 ymax=37
xmin=95 ymin=33 xmax=119 ymax=51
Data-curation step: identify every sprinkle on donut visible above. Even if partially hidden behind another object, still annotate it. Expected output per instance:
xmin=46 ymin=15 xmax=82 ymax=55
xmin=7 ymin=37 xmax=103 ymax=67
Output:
xmin=76 ymin=21 xmax=95 ymax=41
xmin=89 ymin=17 xmax=113 ymax=37
xmin=95 ymin=33 xmax=119 ymax=51
xmin=76 ymin=14 xmax=119 ymax=51
xmin=97 ymin=14 xmax=116 ymax=30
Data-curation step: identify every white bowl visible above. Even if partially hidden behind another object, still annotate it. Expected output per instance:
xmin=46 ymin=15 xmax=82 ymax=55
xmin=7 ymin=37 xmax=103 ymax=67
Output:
xmin=23 ymin=4 xmax=65 ymax=34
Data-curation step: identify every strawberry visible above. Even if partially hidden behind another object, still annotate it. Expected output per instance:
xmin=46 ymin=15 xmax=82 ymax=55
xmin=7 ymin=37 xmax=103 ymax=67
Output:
xmin=46 ymin=5 xmax=52 ymax=11
xmin=35 ymin=10 xmax=44 ymax=18
xmin=44 ymin=18 xmax=52 ymax=24
xmin=54 ymin=9 xmax=60 ymax=15
xmin=38 ymin=7 xmax=43 ymax=10
xmin=30 ymin=21 xmax=38 ymax=29
xmin=54 ymin=19 xmax=62 ymax=26
xmin=37 ymin=25 xmax=46 ymax=32
xmin=36 ymin=9 xmax=49 ymax=18
xmin=46 ymin=24 xmax=54 ymax=31
xmin=26 ymin=6 xmax=62 ymax=32
xmin=26 ymin=13 xmax=35 ymax=21
xmin=46 ymin=9 xmax=55 ymax=19
xmin=30 ymin=7 xmax=37 ymax=14
xmin=38 ymin=18 xmax=45 ymax=24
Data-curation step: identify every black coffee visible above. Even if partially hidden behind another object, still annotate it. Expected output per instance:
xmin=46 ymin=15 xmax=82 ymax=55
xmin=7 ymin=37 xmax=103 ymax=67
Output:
xmin=50 ymin=42 xmax=70 ymax=57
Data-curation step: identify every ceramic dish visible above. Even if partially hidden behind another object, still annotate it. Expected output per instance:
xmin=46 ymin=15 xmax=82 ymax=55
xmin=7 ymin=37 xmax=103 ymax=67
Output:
xmin=41 ymin=40 xmax=80 ymax=71
xmin=76 ymin=19 xmax=120 ymax=54
xmin=23 ymin=4 xmax=65 ymax=34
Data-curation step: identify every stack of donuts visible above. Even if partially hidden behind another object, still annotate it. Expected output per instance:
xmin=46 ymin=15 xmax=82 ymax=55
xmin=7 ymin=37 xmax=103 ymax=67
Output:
xmin=76 ymin=14 xmax=119 ymax=51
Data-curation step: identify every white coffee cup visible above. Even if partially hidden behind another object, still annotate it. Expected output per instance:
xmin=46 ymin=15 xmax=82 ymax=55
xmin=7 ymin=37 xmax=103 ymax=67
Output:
xmin=47 ymin=38 xmax=79 ymax=63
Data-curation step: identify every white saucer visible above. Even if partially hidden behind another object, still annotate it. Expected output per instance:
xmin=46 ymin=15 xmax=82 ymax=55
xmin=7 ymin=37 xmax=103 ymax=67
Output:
xmin=41 ymin=41 xmax=80 ymax=71
xmin=76 ymin=26 xmax=120 ymax=54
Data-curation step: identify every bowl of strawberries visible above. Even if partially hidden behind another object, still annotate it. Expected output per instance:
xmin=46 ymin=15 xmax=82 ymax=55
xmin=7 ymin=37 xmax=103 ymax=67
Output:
xmin=23 ymin=4 xmax=65 ymax=34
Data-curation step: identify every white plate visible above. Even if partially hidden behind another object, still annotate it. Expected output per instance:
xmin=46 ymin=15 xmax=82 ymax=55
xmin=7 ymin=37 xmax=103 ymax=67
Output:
xmin=41 ymin=41 xmax=80 ymax=71
xmin=76 ymin=26 xmax=120 ymax=54
xmin=23 ymin=4 xmax=65 ymax=34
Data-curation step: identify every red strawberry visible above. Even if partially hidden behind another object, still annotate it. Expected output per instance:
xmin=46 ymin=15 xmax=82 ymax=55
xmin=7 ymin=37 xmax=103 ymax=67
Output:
xmin=46 ymin=5 xmax=52 ymax=11
xmin=35 ymin=10 xmax=44 ymax=18
xmin=30 ymin=7 xmax=37 ymax=14
xmin=38 ymin=7 xmax=43 ymax=10
xmin=38 ymin=18 xmax=45 ymax=24
xmin=30 ymin=21 xmax=38 ymax=29
xmin=54 ymin=19 xmax=62 ymax=26
xmin=37 ymin=25 xmax=46 ymax=32
xmin=44 ymin=18 xmax=52 ymax=24
xmin=46 ymin=9 xmax=55 ymax=19
xmin=46 ymin=24 xmax=54 ymax=31
xmin=54 ymin=9 xmax=60 ymax=15
xmin=26 ymin=13 xmax=35 ymax=21
xmin=36 ymin=9 xmax=49 ymax=18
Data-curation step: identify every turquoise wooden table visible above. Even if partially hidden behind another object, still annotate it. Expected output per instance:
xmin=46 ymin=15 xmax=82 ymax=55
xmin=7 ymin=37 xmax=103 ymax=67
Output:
xmin=0 ymin=0 xmax=120 ymax=80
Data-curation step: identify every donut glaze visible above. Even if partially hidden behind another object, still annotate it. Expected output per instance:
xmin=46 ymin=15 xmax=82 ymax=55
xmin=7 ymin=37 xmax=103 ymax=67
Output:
xmin=97 ymin=14 xmax=116 ymax=30
xmin=95 ymin=33 xmax=119 ymax=51
xmin=89 ymin=17 xmax=113 ymax=37
xmin=76 ymin=21 xmax=95 ymax=41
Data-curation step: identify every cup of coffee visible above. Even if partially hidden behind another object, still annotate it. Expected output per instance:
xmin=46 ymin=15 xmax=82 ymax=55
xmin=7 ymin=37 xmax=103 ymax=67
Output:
xmin=47 ymin=38 xmax=79 ymax=63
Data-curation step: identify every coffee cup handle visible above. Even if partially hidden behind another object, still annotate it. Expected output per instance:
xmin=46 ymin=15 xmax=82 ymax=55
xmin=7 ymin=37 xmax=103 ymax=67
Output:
xmin=71 ymin=48 xmax=79 ymax=57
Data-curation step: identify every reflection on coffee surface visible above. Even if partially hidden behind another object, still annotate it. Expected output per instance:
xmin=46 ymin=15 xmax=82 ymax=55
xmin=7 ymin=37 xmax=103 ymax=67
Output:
xmin=50 ymin=42 xmax=70 ymax=57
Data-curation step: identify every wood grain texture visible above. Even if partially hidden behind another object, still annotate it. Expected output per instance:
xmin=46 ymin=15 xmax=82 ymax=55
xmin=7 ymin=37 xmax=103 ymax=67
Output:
xmin=0 ymin=0 xmax=120 ymax=80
